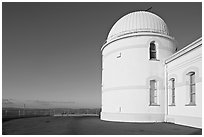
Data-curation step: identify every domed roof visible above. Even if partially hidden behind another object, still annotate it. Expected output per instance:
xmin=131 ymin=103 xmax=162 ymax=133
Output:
xmin=107 ymin=11 xmax=169 ymax=40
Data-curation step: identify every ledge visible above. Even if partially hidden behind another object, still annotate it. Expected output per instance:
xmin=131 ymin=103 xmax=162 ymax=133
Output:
xmin=101 ymin=32 xmax=176 ymax=51
xmin=149 ymin=104 xmax=160 ymax=106
xmin=168 ymin=104 xmax=176 ymax=106
xmin=149 ymin=59 xmax=160 ymax=61
xmin=185 ymin=103 xmax=196 ymax=106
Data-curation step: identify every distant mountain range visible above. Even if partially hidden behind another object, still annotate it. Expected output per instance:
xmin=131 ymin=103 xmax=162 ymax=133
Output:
xmin=2 ymin=98 xmax=82 ymax=109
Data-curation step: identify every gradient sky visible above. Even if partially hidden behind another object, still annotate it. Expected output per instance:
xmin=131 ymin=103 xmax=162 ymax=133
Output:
xmin=2 ymin=2 xmax=202 ymax=108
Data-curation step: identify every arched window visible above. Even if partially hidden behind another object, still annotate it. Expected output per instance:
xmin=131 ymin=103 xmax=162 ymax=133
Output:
xmin=169 ymin=78 xmax=175 ymax=105
xmin=187 ymin=72 xmax=196 ymax=105
xmin=149 ymin=41 xmax=157 ymax=60
xmin=150 ymin=80 xmax=157 ymax=105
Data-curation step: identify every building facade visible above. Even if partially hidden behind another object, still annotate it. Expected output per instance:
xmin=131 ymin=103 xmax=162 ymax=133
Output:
xmin=165 ymin=38 xmax=202 ymax=128
xmin=101 ymin=11 xmax=202 ymax=128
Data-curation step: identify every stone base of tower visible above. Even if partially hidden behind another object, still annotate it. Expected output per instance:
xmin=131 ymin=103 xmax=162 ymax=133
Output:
xmin=100 ymin=112 xmax=164 ymax=122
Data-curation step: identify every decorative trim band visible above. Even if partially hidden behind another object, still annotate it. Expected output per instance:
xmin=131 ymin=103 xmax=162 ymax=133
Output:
xmin=167 ymin=55 xmax=201 ymax=73
xmin=101 ymin=32 xmax=175 ymax=51
xmin=165 ymin=37 xmax=202 ymax=64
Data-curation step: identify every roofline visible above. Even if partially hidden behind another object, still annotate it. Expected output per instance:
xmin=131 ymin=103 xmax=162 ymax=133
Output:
xmin=101 ymin=32 xmax=176 ymax=51
xmin=165 ymin=37 xmax=202 ymax=64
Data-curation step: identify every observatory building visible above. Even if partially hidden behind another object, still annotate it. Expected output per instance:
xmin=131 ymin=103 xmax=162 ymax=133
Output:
xmin=101 ymin=11 xmax=202 ymax=128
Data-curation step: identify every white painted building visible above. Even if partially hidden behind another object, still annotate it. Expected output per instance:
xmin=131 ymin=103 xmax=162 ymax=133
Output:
xmin=101 ymin=11 xmax=202 ymax=128
xmin=165 ymin=38 xmax=202 ymax=128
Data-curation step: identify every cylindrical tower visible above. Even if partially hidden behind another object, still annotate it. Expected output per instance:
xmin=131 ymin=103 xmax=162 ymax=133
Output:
xmin=101 ymin=11 xmax=177 ymax=122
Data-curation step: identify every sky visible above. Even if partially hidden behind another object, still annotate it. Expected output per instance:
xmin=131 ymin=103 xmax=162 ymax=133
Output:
xmin=2 ymin=2 xmax=202 ymax=108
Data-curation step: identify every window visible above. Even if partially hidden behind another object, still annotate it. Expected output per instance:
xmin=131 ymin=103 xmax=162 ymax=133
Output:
xmin=187 ymin=72 xmax=196 ymax=105
xmin=149 ymin=41 xmax=157 ymax=60
xmin=169 ymin=78 xmax=175 ymax=105
xmin=150 ymin=80 xmax=158 ymax=105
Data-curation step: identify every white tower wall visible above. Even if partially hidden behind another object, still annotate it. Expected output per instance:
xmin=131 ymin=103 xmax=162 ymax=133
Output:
xmin=101 ymin=34 xmax=176 ymax=122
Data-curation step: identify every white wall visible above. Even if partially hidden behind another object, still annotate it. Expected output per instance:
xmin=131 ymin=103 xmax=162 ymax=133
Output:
xmin=101 ymin=34 xmax=176 ymax=122
xmin=166 ymin=40 xmax=202 ymax=128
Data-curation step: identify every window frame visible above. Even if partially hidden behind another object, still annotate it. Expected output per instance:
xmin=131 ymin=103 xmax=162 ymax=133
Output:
xmin=149 ymin=41 xmax=159 ymax=61
xmin=149 ymin=80 xmax=159 ymax=106
xmin=169 ymin=78 xmax=176 ymax=106
xmin=186 ymin=72 xmax=196 ymax=106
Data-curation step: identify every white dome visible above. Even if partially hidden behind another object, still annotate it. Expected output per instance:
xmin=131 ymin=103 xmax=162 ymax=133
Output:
xmin=107 ymin=11 xmax=169 ymax=40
